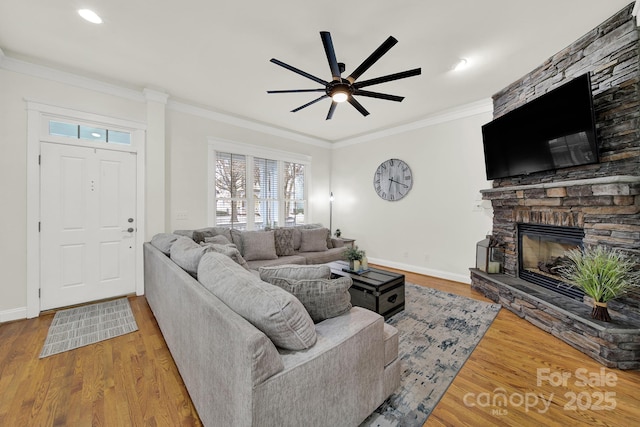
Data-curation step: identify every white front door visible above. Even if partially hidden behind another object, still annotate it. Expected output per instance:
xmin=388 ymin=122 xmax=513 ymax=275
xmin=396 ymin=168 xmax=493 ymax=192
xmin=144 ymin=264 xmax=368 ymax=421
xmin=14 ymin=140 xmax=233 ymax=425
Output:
xmin=40 ymin=142 xmax=137 ymax=310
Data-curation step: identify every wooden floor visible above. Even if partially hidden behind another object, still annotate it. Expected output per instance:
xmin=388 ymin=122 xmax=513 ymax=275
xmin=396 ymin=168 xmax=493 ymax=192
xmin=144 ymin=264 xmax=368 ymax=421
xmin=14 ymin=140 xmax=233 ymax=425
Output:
xmin=1 ymin=270 xmax=639 ymax=426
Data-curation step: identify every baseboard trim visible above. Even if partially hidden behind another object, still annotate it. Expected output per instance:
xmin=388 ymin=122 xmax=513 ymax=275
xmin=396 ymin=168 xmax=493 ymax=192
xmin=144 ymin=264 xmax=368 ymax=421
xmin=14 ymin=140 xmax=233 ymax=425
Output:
xmin=0 ymin=307 xmax=27 ymax=323
xmin=368 ymin=258 xmax=471 ymax=285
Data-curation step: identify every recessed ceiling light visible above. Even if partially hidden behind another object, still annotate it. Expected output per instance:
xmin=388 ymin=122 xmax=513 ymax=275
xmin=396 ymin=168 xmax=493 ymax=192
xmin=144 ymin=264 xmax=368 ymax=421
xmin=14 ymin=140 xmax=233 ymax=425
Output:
xmin=453 ymin=58 xmax=469 ymax=72
xmin=78 ymin=9 xmax=103 ymax=24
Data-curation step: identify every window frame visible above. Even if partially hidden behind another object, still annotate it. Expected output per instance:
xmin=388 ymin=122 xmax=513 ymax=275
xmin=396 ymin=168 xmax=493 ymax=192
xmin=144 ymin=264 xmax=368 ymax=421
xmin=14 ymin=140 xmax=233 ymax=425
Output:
xmin=208 ymin=139 xmax=311 ymax=229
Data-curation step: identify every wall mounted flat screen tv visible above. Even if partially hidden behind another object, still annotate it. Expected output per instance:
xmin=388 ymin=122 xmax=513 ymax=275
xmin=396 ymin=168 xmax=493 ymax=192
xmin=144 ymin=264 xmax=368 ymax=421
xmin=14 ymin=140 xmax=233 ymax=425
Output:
xmin=482 ymin=73 xmax=599 ymax=180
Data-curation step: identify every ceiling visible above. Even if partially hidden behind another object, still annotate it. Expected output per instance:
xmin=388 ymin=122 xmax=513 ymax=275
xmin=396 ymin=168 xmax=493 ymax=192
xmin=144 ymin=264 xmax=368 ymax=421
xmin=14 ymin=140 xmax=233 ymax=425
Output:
xmin=0 ymin=0 xmax=634 ymax=142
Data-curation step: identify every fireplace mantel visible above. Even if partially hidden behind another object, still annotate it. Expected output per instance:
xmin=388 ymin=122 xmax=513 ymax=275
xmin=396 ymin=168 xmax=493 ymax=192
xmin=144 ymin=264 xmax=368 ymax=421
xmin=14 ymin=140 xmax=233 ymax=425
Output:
xmin=481 ymin=175 xmax=640 ymax=194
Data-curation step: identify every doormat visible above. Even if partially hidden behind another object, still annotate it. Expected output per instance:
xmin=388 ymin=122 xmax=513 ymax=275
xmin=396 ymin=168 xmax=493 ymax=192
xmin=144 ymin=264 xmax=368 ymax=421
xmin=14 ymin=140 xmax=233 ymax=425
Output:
xmin=361 ymin=283 xmax=501 ymax=426
xmin=40 ymin=298 xmax=138 ymax=358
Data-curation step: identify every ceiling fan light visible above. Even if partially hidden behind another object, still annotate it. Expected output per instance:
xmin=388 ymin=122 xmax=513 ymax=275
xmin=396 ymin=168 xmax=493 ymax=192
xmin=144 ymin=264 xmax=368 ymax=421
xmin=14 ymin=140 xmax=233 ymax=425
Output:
xmin=332 ymin=92 xmax=348 ymax=103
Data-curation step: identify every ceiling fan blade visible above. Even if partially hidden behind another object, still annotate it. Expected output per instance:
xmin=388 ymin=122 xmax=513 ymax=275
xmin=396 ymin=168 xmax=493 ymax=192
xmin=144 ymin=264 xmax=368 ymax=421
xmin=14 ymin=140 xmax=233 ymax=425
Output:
xmin=291 ymin=95 xmax=329 ymax=112
xmin=320 ymin=31 xmax=341 ymax=81
xmin=348 ymin=97 xmax=370 ymax=117
xmin=267 ymin=89 xmax=326 ymax=94
xmin=353 ymin=89 xmax=404 ymax=102
xmin=353 ymin=68 xmax=422 ymax=89
xmin=270 ymin=58 xmax=329 ymax=86
xmin=326 ymin=101 xmax=338 ymax=120
xmin=346 ymin=36 xmax=397 ymax=83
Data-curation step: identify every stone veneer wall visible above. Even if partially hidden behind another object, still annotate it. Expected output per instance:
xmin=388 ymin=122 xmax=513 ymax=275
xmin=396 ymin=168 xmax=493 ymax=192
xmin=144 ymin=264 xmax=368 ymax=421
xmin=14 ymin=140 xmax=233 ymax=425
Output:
xmin=483 ymin=3 xmax=640 ymax=303
xmin=470 ymin=4 xmax=640 ymax=368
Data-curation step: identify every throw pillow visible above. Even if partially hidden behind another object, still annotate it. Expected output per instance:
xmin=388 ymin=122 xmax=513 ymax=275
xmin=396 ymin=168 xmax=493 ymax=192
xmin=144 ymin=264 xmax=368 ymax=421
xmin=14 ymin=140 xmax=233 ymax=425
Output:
xmin=170 ymin=236 xmax=213 ymax=276
xmin=202 ymin=242 xmax=250 ymax=270
xmin=150 ymin=233 xmax=179 ymax=255
xmin=259 ymin=264 xmax=331 ymax=282
xmin=269 ymin=276 xmax=353 ymax=323
xmin=204 ymin=235 xmax=232 ymax=245
xmin=198 ymin=252 xmax=317 ymax=350
xmin=242 ymin=230 xmax=278 ymax=261
xmin=273 ymin=227 xmax=295 ymax=256
xmin=299 ymin=228 xmax=329 ymax=252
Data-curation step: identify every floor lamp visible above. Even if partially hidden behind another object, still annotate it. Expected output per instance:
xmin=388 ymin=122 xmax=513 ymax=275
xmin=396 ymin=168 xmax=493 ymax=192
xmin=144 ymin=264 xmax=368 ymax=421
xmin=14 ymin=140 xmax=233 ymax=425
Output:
xmin=329 ymin=192 xmax=334 ymax=236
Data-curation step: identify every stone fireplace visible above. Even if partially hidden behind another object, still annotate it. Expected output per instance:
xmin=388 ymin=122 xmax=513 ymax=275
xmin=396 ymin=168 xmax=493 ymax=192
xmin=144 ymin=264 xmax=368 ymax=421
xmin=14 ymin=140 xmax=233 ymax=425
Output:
xmin=470 ymin=4 xmax=640 ymax=369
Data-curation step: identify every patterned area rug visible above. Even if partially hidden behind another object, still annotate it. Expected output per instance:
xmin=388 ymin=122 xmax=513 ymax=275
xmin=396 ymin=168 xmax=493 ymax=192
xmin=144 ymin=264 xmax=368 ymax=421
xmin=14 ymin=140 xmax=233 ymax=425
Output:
xmin=40 ymin=298 xmax=138 ymax=358
xmin=361 ymin=283 xmax=501 ymax=427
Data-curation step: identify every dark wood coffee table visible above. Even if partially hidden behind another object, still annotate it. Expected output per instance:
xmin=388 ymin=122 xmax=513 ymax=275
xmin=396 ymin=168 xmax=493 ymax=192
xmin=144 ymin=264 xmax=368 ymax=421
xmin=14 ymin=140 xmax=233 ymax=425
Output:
xmin=328 ymin=260 xmax=405 ymax=319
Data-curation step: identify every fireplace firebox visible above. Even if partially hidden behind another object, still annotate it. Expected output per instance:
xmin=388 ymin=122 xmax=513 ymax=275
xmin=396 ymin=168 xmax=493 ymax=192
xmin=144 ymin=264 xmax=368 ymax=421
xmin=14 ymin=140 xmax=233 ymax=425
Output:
xmin=518 ymin=224 xmax=585 ymax=300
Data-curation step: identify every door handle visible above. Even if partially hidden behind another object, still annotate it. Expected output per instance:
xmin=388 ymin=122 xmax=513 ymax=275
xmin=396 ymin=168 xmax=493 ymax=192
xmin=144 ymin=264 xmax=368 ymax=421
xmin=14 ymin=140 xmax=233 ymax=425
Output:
xmin=123 ymin=227 xmax=134 ymax=233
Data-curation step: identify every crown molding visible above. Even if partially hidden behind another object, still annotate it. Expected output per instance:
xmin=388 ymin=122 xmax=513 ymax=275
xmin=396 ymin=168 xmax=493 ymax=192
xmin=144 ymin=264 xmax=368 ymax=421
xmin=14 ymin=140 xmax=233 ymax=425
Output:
xmin=332 ymin=98 xmax=494 ymax=148
xmin=0 ymin=52 xmax=145 ymax=102
xmin=1 ymin=49 xmax=494 ymax=150
xmin=144 ymin=88 xmax=169 ymax=104
xmin=167 ymin=100 xmax=332 ymax=149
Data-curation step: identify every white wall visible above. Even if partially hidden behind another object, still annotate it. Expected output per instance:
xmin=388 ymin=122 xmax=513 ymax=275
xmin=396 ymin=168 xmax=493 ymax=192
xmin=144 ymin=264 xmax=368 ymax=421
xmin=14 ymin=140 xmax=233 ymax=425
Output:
xmin=331 ymin=110 xmax=494 ymax=283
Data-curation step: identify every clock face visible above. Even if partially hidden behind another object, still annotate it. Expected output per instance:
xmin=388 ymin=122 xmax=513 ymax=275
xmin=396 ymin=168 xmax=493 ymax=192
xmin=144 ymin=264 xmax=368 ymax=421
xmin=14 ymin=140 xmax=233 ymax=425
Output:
xmin=373 ymin=158 xmax=413 ymax=201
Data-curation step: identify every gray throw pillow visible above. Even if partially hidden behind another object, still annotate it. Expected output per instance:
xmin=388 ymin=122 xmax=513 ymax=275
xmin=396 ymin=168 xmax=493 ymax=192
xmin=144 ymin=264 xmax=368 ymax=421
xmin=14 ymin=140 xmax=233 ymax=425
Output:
xmin=259 ymin=264 xmax=331 ymax=282
xmin=269 ymin=276 xmax=353 ymax=323
xmin=299 ymin=228 xmax=329 ymax=252
xmin=202 ymin=242 xmax=250 ymax=270
xmin=274 ymin=228 xmax=295 ymax=256
xmin=150 ymin=233 xmax=179 ymax=255
xmin=204 ymin=235 xmax=232 ymax=245
xmin=242 ymin=230 xmax=278 ymax=261
xmin=170 ymin=236 xmax=213 ymax=276
xmin=198 ymin=252 xmax=317 ymax=350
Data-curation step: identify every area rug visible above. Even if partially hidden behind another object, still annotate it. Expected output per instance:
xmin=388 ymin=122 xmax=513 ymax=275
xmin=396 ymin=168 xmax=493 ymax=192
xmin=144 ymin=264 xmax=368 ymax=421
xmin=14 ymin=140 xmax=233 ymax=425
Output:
xmin=40 ymin=298 xmax=138 ymax=358
xmin=361 ymin=283 xmax=501 ymax=427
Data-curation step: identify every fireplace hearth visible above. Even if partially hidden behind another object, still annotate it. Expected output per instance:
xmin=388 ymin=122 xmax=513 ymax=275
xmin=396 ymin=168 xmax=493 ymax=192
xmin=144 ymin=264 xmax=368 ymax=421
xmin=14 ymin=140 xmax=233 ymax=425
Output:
xmin=518 ymin=224 xmax=584 ymax=301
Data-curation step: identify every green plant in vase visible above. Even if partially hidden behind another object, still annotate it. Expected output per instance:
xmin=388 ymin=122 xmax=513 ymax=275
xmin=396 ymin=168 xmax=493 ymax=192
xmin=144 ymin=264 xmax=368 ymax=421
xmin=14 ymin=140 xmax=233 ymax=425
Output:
xmin=559 ymin=246 xmax=640 ymax=322
xmin=344 ymin=246 xmax=365 ymax=271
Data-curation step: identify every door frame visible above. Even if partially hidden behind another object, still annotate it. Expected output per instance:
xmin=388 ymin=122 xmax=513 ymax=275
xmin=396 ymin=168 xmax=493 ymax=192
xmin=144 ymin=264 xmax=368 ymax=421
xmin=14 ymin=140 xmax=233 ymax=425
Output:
xmin=26 ymin=101 xmax=146 ymax=318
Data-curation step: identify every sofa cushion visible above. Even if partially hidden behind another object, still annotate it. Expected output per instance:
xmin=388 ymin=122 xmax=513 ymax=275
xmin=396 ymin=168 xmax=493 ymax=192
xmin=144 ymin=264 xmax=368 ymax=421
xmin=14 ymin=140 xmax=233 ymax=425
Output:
xmin=299 ymin=228 xmax=329 ymax=252
xmin=150 ymin=233 xmax=180 ymax=255
xmin=242 ymin=230 xmax=278 ymax=261
xmin=170 ymin=236 xmax=213 ymax=276
xmin=268 ymin=276 xmax=353 ymax=323
xmin=198 ymin=252 xmax=317 ymax=350
xmin=202 ymin=242 xmax=250 ymax=270
xmin=274 ymin=227 xmax=295 ymax=256
xmin=259 ymin=264 xmax=331 ymax=282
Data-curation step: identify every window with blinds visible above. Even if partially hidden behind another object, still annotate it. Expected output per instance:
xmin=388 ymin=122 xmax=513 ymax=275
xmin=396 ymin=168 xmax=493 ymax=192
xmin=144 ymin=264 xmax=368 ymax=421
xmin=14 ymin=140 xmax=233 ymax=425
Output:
xmin=213 ymin=150 xmax=307 ymax=230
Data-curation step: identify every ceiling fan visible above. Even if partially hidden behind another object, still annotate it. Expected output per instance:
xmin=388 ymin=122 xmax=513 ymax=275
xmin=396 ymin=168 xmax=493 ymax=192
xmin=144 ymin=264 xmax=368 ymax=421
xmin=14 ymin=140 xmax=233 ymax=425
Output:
xmin=267 ymin=31 xmax=421 ymax=120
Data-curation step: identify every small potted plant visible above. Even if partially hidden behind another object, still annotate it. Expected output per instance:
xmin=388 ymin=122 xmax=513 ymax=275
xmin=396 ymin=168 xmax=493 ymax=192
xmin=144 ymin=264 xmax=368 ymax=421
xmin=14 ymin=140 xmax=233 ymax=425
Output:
xmin=344 ymin=245 xmax=365 ymax=271
xmin=559 ymin=246 xmax=640 ymax=322
xmin=335 ymin=228 xmax=342 ymax=238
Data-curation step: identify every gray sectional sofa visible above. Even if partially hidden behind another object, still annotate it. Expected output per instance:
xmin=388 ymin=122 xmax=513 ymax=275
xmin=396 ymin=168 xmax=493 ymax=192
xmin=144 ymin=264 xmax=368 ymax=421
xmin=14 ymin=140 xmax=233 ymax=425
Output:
xmin=144 ymin=231 xmax=400 ymax=427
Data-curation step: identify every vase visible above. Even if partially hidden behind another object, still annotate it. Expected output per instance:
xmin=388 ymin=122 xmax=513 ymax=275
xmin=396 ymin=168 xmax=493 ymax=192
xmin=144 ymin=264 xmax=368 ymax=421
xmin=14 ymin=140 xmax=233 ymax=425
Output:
xmin=361 ymin=256 xmax=368 ymax=270
xmin=349 ymin=260 xmax=361 ymax=272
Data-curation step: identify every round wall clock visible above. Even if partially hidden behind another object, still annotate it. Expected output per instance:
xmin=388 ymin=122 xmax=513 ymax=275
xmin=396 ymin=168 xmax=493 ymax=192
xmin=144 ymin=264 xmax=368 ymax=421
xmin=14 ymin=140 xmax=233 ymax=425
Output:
xmin=373 ymin=158 xmax=413 ymax=201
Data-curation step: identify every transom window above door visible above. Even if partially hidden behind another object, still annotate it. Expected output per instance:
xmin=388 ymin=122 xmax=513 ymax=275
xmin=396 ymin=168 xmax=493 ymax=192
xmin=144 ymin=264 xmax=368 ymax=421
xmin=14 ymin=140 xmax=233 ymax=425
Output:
xmin=49 ymin=120 xmax=131 ymax=145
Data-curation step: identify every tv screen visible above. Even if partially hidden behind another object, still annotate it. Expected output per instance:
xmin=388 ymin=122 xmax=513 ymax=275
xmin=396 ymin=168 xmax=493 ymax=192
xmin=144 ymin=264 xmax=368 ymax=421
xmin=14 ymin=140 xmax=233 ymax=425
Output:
xmin=482 ymin=73 xmax=599 ymax=180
